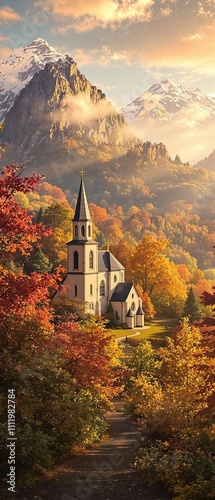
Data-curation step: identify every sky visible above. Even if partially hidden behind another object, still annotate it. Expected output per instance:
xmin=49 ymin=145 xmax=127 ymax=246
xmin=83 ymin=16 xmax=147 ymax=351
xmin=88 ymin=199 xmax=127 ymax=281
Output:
xmin=0 ymin=1 xmax=214 ymax=163
xmin=0 ymin=0 xmax=214 ymax=109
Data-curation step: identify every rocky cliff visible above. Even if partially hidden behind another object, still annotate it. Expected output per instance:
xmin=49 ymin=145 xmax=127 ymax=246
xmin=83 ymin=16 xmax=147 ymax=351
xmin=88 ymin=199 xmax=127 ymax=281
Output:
xmin=2 ymin=57 xmax=133 ymax=166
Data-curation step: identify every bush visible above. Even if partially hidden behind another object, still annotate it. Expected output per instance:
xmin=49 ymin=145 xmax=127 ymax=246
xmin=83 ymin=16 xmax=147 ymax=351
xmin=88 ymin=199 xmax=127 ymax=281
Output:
xmin=136 ymin=433 xmax=215 ymax=500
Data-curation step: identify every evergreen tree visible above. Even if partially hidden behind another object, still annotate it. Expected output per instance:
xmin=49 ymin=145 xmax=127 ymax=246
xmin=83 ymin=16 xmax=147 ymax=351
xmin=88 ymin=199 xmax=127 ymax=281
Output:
xmin=36 ymin=206 xmax=44 ymax=223
xmin=96 ymin=230 xmax=106 ymax=249
xmin=174 ymin=154 xmax=181 ymax=164
xmin=24 ymin=247 xmax=52 ymax=274
xmin=181 ymin=287 xmax=202 ymax=322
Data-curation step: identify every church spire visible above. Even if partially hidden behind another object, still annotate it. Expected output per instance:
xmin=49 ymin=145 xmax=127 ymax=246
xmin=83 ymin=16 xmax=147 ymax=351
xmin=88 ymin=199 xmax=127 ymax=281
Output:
xmin=72 ymin=172 xmax=92 ymax=241
xmin=73 ymin=170 xmax=91 ymax=221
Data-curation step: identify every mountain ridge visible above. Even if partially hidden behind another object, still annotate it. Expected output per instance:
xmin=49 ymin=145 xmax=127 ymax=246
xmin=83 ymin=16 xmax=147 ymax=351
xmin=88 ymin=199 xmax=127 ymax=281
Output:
xmin=0 ymin=38 xmax=71 ymax=122
xmin=121 ymin=79 xmax=215 ymax=164
xmin=121 ymin=79 xmax=215 ymax=123
xmin=1 ymin=39 xmax=214 ymax=214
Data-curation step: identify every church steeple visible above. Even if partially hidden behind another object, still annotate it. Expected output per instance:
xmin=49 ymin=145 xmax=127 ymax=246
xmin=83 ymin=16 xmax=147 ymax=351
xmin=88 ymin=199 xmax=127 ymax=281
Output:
xmin=73 ymin=171 xmax=92 ymax=241
xmin=73 ymin=170 xmax=91 ymax=222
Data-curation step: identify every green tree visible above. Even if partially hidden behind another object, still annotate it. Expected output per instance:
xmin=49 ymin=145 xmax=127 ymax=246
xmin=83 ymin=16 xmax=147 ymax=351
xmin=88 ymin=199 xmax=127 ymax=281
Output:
xmin=24 ymin=247 xmax=52 ymax=274
xmin=36 ymin=206 xmax=44 ymax=223
xmin=181 ymin=287 xmax=202 ymax=322
xmin=96 ymin=230 xmax=106 ymax=249
xmin=174 ymin=154 xmax=181 ymax=164
xmin=42 ymin=202 xmax=73 ymax=232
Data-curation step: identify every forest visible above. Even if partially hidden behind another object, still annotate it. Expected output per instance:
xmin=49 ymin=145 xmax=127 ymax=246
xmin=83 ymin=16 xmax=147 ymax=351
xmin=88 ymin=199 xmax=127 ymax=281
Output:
xmin=0 ymin=163 xmax=214 ymax=500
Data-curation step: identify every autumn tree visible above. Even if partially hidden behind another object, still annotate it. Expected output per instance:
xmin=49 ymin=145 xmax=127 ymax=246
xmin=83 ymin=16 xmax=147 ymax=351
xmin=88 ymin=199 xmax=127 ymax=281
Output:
xmin=0 ymin=165 xmax=121 ymax=492
xmin=201 ymin=286 xmax=215 ymax=326
xmin=110 ymin=236 xmax=136 ymax=271
xmin=136 ymin=284 xmax=155 ymax=321
xmin=41 ymin=202 xmax=74 ymax=268
xmin=125 ymin=319 xmax=215 ymax=499
xmin=128 ymin=235 xmax=187 ymax=316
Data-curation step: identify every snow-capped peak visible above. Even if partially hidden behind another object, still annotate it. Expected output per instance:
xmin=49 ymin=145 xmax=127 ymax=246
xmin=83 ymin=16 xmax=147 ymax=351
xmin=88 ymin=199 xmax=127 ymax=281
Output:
xmin=0 ymin=38 xmax=71 ymax=122
xmin=121 ymin=79 xmax=215 ymax=124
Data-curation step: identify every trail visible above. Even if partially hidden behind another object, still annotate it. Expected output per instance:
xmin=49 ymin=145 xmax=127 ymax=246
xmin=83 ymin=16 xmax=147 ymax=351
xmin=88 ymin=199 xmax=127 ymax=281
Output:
xmin=14 ymin=401 xmax=169 ymax=500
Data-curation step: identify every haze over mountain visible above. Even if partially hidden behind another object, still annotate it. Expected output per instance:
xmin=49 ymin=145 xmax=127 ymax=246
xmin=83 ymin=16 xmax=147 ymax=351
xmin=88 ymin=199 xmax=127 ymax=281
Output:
xmin=121 ymin=80 xmax=215 ymax=164
xmin=195 ymin=149 xmax=215 ymax=171
xmin=1 ymin=39 xmax=214 ymax=213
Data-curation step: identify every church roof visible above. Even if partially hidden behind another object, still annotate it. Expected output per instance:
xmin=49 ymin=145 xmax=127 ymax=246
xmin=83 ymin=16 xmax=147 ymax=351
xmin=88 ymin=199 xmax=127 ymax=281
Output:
xmin=136 ymin=306 xmax=144 ymax=315
xmin=110 ymin=282 xmax=133 ymax=302
xmin=73 ymin=177 xmax=91 ymax=221
xmin=98 ymin=251 xmax=125 ymax=272
xmin=126 ymin=308 xmax=134 ymax=317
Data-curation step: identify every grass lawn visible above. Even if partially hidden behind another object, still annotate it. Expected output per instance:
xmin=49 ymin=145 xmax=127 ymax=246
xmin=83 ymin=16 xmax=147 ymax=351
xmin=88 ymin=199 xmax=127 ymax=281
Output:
xmin=111 ymin=317 xmax=178 ymax=348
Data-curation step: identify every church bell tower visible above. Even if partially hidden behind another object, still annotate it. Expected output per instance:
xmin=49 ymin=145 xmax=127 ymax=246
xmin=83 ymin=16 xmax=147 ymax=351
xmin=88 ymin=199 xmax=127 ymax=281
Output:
xmin=66 ymin=171 xmax=99 ymax=311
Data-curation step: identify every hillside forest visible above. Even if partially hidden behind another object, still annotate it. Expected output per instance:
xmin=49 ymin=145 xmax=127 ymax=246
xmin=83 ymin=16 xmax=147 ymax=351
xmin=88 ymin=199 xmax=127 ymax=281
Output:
xmin=0 ymin=162 xmax=215 ymax=500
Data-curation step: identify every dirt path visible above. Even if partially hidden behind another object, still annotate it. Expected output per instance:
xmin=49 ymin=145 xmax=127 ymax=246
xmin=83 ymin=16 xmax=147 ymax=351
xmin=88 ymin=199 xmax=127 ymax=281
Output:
xmin=14 ymin=401 xmax=169 ymax=500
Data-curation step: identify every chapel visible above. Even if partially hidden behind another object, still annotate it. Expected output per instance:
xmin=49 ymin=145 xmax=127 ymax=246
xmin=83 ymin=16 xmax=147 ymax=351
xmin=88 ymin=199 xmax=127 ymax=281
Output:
xmin=65 ymin=173 xmax=144 ymax=329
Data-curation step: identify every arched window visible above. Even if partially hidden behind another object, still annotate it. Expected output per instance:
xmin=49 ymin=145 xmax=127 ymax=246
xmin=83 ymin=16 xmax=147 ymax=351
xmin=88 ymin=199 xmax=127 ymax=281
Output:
xmin=75 ymin=285 xmax=77 ymax=296
xmin=81 ymin=225 xmax=85 ymax=237
xmin=88 ymin=225 xmax=91 ymax=237
xmin=74 ymin=251 xmax=78 ymax=269
xmin=131 ymin=301 xmax=135 ymax=312
xmin=90 ymin=284 xmax=93 ymax=295
xmin=90 ymin=302 xmax=94 ymax=311
xmin=114 ymin=274 xmax=117 ymax=283
xmin=74 ymin=225 xmax=78 ymax=238
xmin=100 ymin=280 xmax=105 ymax=296
xmin=89 ymin=250 xmax=93 ymax=269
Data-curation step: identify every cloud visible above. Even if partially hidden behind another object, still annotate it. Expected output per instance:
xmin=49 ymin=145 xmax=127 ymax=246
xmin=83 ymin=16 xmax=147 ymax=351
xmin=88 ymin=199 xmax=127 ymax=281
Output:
xmin=34 ymin=0 xmax=157 ymax=31
xmin=72 ymin=46 xmax=134 ymax=67
xmin=197 ymin=1 xmax=215 ymax=18
xmin=52 ymin=93 xmax=115 ymax=125
xmin=0 ymin=6 xmax=22 ymax=24
xmin=127 ymin=104 xmax=215 ymax=164
xmin=181 ymin=32 xmax=205 ymax=42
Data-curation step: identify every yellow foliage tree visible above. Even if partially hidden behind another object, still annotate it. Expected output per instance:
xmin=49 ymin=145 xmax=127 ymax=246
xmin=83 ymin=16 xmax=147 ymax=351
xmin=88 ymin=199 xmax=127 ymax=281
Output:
xmin=128 ymin=235 xmax=187 ymax=315
xmin=126 ymin=318 xmax=215 ymax=436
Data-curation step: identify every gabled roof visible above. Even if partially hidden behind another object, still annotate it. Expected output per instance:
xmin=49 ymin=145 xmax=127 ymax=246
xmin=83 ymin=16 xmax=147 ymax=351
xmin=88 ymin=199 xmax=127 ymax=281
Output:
xmin=98 ymin=251 xmax=125 ymax=272
xmin=73 ymin=177 xmax=91 ymax=221
xmin=110 ymin=282 xmax=133 ymax=302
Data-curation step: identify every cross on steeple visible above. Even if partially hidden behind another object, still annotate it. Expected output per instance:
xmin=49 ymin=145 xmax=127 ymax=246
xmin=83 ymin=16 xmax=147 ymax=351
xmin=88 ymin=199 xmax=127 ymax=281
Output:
xmin=79 ymin=168 xmax=85 ymax=179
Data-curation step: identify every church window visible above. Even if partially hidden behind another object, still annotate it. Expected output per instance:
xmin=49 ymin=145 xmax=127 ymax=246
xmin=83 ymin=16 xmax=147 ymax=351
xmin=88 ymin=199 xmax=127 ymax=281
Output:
xmin=81 ymin=225 xmax=85 ymax=237
xmin=131 ymin=301 xmax=135 ymax=311
xmin=88 ymin=225 xmax=91 ymax=237
xmin=100 ymin=280 xmax=105 ymax=296
xmin=74 ymin=251 xmax=79 ymax=269
xmin=75 ymin=285 xmax=77 ymax=296
xmin=90 ymin=302 xmax=94 ymax=311
xmin=114 ymin=274 xmax=117 ymax=283
xmin=132 ymin=293 xmax=134 ymax=298
xmin=74 ymin=225 xmax=78 ymax=238
xmin=116 ymin=311 xmax=119 ymax=320
xmin=89 ymin=250 xmax=94 ymax=269
xmin=90 ymin=284 xmax=93 ymax=295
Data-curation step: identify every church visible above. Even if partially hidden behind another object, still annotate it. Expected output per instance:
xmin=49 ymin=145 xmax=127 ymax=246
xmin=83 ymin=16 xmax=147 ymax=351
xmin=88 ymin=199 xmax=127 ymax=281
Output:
xmin=65 ymin=173 xmax=144 ymax=329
